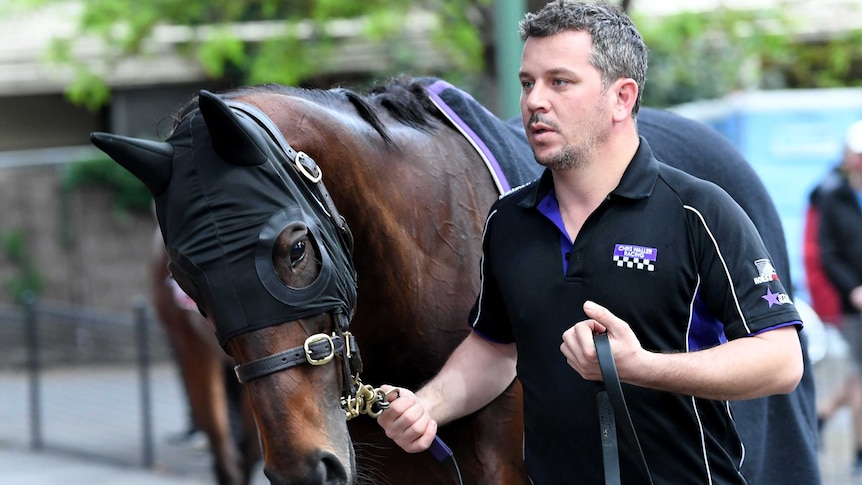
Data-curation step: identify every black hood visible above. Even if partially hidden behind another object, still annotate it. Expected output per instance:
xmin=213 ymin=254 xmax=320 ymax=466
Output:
xmin=91 ymin=91 xmax=357 ymax=347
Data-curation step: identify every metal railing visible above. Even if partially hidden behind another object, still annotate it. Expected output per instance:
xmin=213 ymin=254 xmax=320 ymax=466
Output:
xmin=0 ymin=294 xmax=199 ymax=473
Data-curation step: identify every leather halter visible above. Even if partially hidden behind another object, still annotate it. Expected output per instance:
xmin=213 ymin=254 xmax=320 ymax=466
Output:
xmin=224 ymin=100 xmax=367 ymax=417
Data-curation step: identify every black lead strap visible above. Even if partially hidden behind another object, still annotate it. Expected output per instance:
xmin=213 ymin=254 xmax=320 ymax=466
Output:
xmin=593 ymin=332 xmax=654 ymax=485
xmin=430 ymin=436 xmax=463 ymax=485
xmin=596 ymin=385 xmax=620 ymax=484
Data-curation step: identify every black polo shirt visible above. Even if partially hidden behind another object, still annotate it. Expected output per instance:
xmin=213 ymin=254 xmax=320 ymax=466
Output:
xmin=469 ymin=137 xmax=801 ymax=484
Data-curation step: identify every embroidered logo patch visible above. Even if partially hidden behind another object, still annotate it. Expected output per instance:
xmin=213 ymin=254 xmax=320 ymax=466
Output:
xmin=613 ymin=244 xmax=657 ymax=271
xmin=761 ymin=287 xmax=792 ymax=308
xmin=753 ymin=259 xmax=780 ymax=285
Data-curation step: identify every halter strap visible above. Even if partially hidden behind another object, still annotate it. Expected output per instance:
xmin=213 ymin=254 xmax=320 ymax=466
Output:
xmin=224 ymin=100 xmax=354 ymax=256
xmin=218 ymin=99 xmax=361 ymax=414
xmin=235 ymin=332 xmax=356 ymax=384
xmin=233 ymin=311 xmax=362 ymax=413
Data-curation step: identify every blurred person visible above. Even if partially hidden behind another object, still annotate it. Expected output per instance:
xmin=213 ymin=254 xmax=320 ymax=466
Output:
xmin=805 ymin=167 xmax=844 ymax=326
xmin=376 ymin=2 xmax=803 ymax=483
xmin=816 ymin=119 xmax=862 ymax=472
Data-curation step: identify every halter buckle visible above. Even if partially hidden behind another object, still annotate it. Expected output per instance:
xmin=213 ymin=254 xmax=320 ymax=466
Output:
xmin=295 ymin=151 xmax=323 ymax=183
xmin=304 ymin=333 xmax=335 ymax=366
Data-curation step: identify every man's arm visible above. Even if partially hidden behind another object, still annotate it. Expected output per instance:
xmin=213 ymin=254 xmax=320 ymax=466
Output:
xmin=561 ymin=301 xmax=803 ymax=401
xmin=377 ymin=331 xmax=517 ymax=453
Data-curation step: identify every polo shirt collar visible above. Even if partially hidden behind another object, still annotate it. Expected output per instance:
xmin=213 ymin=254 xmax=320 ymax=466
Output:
xmin=519 ymin=136 xmax=660 ymax=209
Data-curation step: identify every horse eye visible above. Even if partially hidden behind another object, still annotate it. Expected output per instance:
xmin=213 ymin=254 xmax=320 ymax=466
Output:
xmin=289 ymin=240 xmax=307 ymax=268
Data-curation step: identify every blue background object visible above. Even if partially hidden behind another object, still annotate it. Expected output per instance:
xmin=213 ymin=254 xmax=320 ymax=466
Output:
xmin=672 ymin=88 xmax=862 ymax=303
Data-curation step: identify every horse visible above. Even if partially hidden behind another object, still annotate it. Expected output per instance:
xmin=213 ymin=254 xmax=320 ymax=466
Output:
xmin=91 ymin=75 xmax=819 ymax=485
xmin=91 ymin=76 xmax=531 ymax=485
xmin=149 ymin=228 xmax=261 ymax=484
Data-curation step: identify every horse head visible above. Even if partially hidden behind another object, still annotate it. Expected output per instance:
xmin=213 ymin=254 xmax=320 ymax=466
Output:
xmin=91 ymin=90 xmax=362 ymax=485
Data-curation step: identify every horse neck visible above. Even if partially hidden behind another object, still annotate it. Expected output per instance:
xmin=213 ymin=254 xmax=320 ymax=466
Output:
xmin=271 ymin=96 xmax=499 ymax=382
xmin=343 ymin=128 xmax=494 ymax=382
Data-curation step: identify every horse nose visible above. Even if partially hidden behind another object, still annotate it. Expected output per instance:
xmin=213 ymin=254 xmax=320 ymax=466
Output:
xmin=264 ymin=450 xmax=350 ymax=485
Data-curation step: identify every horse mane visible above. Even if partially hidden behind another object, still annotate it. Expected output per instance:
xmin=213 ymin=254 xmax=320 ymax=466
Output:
xmin=171 ymin=75 xmax=443 ymax=146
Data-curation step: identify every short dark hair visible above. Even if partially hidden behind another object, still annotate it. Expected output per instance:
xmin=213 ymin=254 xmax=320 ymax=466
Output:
xmin=519 ymin=1 xmax=648 ymax=115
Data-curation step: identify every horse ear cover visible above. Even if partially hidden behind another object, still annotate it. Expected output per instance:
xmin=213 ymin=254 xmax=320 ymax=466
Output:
xmin=90 ymin=92 xmax=357 ymax=346
xmin=198 ymin=90 xmax=270 ymax=167
xmin=89 ymin=132 xmax=173 ymax=196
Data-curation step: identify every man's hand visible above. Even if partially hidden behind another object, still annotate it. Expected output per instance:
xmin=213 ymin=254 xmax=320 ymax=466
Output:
xmin=560 ymin=300 xmax=643 ymax=382
xmin=376 ymin=385 xmax=437 ymax=453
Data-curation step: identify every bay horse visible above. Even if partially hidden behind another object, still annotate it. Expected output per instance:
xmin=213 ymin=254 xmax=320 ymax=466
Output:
xmin=92 ymin=76 xmax=532 ymax=485
xmin=90 ymin=75 xmax=818 ymax=485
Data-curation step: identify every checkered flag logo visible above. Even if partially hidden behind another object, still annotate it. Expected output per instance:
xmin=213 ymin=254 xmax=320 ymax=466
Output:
xmin=612 ymin=244 xmax=657 ymax=272
xmin=613 ymin=255 xmax=655 ymax=271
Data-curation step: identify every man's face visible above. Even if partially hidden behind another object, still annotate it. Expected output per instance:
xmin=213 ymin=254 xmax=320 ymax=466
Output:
xmin=519 ymin=30 xmax=612 ymax=171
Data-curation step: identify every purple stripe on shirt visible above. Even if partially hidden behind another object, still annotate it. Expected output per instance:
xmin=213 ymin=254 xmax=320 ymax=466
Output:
xmin=690 ymin=293 xmax=728 ymax=351
xmin=690 ymin=294 xmax=801 ymax=349
xmin=537 ymin=190 xmax=572 ymax=274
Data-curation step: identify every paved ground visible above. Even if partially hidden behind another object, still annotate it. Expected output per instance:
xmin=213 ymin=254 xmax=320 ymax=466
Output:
xmin=811 ymin=324 xmax=862 ymax=485
xmin=0 ymin=362 xmax=266 ymax=484
xmin=0 ymin=329 xmax=860 ymax=484
xmin=0 ymin=446 xmax=209 ymax=485
xmin=817 ymin=348 xmax=861 ymax=484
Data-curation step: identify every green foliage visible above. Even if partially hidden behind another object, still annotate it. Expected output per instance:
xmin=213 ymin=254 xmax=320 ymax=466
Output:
xmin=634 ymin=7 xmax=793 ymax=106
xmin=771 ymin=30 xmax=862 ymax=89
xmin=16 ymin=0 xmax=489 ymax=109
xmin=198 ymin=26 xmax=248 ymax=78
xmin=433 ymin=0 xmax=486 ymax=73
xmin=2 ymin=230 xmax=43 ymax=304
xmin=633 ymin=6 xmax=862 ymax=107
xmin=62 ymin=157 xmax=153 ymax=215
xmin=246 ymin=28 xmax=320 ymax=86
xmin=66 ymin=68 xmax=112 ymax=111
xmin=14 ymin=0 xmax=862 ymax=109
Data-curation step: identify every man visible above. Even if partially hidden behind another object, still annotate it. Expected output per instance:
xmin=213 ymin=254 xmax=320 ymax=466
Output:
xmin=378 ymin=2 xmax=803 ymax=483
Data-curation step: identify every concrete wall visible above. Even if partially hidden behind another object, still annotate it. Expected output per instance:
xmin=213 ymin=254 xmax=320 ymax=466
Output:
xmin=0 ymin=94 xmax=100 ymax=151
xmin=0 ymin=162 xmax=153 ymax=311
xmin=0 ymin=84 xmax=223 ymax=311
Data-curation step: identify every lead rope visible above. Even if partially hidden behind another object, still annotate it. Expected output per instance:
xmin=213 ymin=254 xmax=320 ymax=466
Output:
xmin=593 ymin=332 xmax=654 ymax=485
xmin=428 ymin=436 xmax=464 ymax=485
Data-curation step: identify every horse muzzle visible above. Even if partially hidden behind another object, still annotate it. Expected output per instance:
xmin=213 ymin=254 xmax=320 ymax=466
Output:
xmin=264 ymin=449 xmax=353 ymax=485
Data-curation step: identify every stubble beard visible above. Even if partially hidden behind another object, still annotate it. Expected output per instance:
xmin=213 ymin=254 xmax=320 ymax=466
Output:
xmin=531 ymin=106 xmax=608 ymax=173
xmin=536 ymin=144 xmax=582 ymax=172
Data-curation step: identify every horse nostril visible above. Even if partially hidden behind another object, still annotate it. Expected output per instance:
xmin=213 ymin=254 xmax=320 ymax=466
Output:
xmin=264 ymin=450 xmax=350 ymax=485
xmin=318 ymin=451 xmax=349 ymax=484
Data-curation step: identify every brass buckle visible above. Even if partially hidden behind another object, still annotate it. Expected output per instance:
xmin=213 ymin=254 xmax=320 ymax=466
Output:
xmin=304 ymin=333 xmax=335 ymax=366
xmin=344 ymin=331 xmax=353 ymax=358
xmin=295 ymin=151 xmax=323 ymax=183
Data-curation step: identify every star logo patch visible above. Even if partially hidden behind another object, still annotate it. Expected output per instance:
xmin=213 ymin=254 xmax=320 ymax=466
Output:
xmin=761 ymin=287 xmax=791 ymax=308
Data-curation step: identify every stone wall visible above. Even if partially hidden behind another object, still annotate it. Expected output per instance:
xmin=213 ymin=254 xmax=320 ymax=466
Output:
xmin=0 ymin=162 xmax=153 ymax=311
